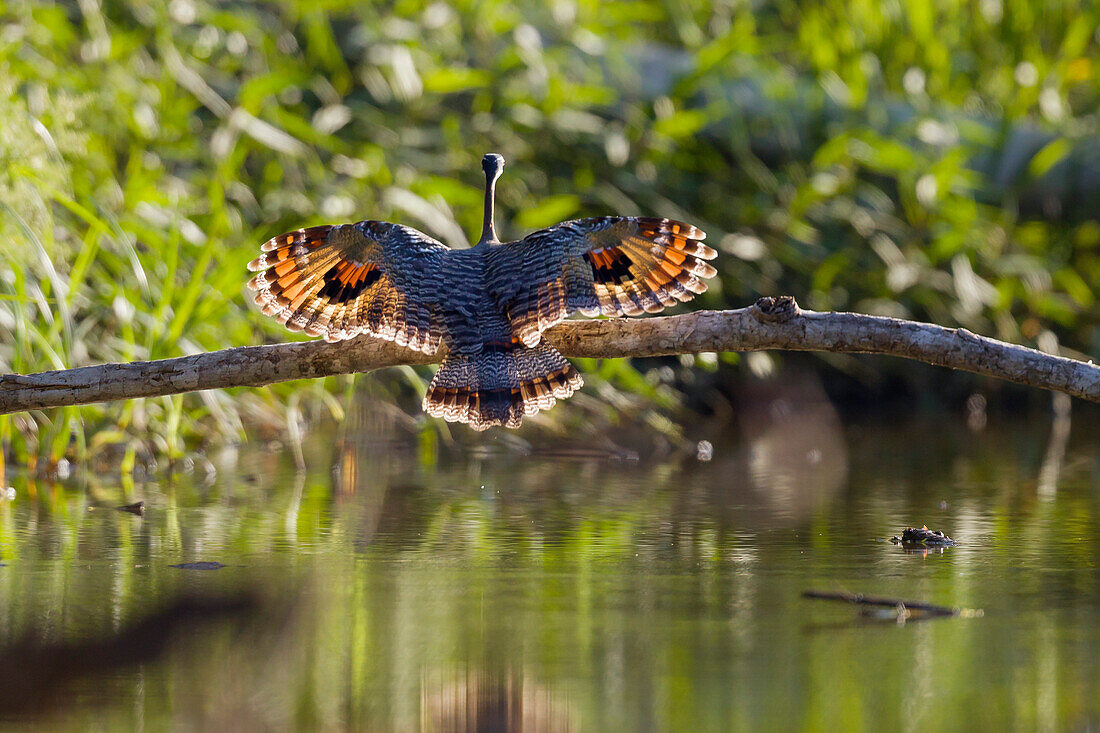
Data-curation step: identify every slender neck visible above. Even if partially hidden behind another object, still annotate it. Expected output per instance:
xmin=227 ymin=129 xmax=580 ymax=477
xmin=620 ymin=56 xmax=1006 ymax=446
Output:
xmin=480 ymin=172 xmax=499 ymax=244
xmin=480 ymin=179 xmax=497 ymax=244
xmin=479 ymin=156 xmax=503 ymax=244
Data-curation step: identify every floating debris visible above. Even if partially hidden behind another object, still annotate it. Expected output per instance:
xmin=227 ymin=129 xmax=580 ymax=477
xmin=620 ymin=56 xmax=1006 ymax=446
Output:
xmin=696 ymin=440 xmax=713 ymax=462
xmin=117 ymin=501 xmax=145 ymax=516
xmin=169 ymin=562 xmax=226 ymax=570
xmin=803 ymin=590 xmax=983 ymax=624
xmin=891 ymin=526 xmax=956 ymax=547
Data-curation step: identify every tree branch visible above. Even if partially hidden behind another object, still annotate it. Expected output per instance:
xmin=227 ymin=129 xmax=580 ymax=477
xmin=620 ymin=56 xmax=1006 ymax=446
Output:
xmin=2 ymin=297 xmax=1097 ymax=414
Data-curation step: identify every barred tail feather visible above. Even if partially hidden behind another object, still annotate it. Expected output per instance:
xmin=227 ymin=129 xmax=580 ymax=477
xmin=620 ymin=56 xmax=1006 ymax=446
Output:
xmin=424 ymin=344 xmax=582 ymax=430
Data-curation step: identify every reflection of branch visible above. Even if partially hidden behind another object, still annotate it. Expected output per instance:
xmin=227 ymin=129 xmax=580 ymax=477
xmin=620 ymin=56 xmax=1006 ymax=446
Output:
xmin=2 ymin=297 xmax=1098 ymax=414
xmin=0 ymin=595 xmax=259 ymax=718
xmin=1037 ymin=392 xmax=1073 ymax=500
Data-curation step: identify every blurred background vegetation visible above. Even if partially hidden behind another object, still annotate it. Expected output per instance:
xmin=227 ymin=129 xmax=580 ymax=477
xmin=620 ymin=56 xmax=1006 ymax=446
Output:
xmin=1 ymin=0 xmax=1098 ymax=469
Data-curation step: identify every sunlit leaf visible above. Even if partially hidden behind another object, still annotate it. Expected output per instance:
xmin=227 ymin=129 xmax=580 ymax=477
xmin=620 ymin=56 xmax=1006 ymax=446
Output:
xmin=422 ymin=68 xmax=492 ymax=93
xmin=1028 ymin=138 xmax=1071 ymax=178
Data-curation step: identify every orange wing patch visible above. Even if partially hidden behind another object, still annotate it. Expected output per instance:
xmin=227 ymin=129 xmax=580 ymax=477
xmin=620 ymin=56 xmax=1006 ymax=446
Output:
xmin=501 ymin=216 xmax=718 ymax=347
xmin=592 ymin=218 xmax=717 ymax=316
xmin=319 ymin=261 xmax=381 ymax=303
xmin=246 ymin=223 xmax=442 ymax=351
xmin=583 ymin=246 xmax=634 ymax=285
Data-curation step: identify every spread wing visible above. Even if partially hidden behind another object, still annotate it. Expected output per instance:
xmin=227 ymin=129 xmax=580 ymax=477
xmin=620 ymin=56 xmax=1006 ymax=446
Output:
xmin=487 ymin=216 xmax=717 ymax=347
xmin=246 ymin=221 xmax=448 ymax=351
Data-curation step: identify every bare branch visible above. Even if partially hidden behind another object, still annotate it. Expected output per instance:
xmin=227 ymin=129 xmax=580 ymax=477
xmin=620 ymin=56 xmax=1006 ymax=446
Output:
xmin=2 ymin=297 xmax=1097 ymax=415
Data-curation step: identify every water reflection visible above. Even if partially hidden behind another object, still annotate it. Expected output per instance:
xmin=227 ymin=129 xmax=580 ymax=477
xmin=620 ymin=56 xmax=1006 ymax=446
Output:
xmin=737 ymin=371 xmax=848 ymax=520
xmin=1 ymin=411 xmax=1099 ymax=729
xmin=0 ymin=593 xmax=265 ymax=720
xmin=422 ymin=667 xmax=579 ymax=733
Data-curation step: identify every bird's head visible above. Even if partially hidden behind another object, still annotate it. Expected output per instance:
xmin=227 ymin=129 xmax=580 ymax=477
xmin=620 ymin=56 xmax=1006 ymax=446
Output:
xmin=482 ymin=153 xmax=505 ymax=185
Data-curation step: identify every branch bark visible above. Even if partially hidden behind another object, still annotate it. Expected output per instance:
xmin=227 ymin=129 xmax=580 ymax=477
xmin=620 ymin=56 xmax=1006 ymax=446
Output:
xmin=2 ymin=297 xmax=1097 ymax=414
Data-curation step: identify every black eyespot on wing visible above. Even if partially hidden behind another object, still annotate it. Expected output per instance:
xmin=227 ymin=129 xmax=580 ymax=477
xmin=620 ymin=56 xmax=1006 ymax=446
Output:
xmin=583 ymin=247 xmax=635 ymax=285
xmin=317 ymin=262 xmax=383 ymax=303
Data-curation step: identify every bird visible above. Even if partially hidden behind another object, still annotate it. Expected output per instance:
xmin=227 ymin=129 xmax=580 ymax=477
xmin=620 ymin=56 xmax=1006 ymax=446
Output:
xmin=246 ymin=153 xmax=717 ymax=430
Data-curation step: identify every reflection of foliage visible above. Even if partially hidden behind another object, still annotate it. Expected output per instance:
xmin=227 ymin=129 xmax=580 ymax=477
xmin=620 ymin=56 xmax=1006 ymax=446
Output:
xmin=1 ymin=1 xmax=1097 ymax=462
xmin=4 ymin=423 xmax=1100 ymax=728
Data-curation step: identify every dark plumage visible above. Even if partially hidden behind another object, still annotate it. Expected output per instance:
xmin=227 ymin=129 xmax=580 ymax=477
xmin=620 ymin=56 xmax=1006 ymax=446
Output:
xmin=246 ymin=153 xmax=718 ymax=430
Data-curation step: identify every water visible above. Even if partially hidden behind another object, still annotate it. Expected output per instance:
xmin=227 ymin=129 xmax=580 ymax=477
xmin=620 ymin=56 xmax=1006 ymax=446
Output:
xmin=1 ymin=410 xmax=1099 ymax=731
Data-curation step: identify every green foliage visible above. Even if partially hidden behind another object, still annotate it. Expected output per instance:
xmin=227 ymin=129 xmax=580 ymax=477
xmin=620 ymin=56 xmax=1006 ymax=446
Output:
xmin=1 ymin=0 xmax=1097 ymax=463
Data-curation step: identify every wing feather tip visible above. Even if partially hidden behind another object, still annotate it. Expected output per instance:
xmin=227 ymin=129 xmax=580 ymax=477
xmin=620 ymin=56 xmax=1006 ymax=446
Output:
xmin=694 ymin=262 xmax=718 ymax=279
xmin=695 ymin=243 xmax=718 ymax=259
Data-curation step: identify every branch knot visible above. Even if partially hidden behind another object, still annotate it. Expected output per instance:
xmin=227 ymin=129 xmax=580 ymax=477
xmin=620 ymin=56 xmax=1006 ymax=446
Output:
xmin=752 ymin=296 xmax=801 ymax=323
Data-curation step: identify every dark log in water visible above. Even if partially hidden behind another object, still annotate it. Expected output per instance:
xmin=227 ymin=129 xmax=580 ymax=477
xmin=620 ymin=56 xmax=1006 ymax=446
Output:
xmin=802 ymin=590 xmax=961 ymax=617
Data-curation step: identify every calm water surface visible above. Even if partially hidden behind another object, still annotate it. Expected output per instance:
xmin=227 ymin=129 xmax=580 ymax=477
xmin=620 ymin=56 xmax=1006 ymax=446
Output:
xmin=2 ymin=410 xmax=1099 ymax=731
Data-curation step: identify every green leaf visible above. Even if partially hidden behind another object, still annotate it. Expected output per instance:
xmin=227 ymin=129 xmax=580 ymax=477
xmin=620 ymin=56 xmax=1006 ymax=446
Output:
xmin=653 ymin=109 xmax=709 ymax=140
xmin=422 ymin=68 xmax=492 ymax=94
xmin=1028 ymin=138 xmax=1071 ymax=178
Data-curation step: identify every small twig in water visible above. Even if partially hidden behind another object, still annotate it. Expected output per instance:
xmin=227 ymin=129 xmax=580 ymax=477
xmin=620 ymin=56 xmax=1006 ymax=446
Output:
xmin=802 ymin=590 xmax=983 ymax=620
